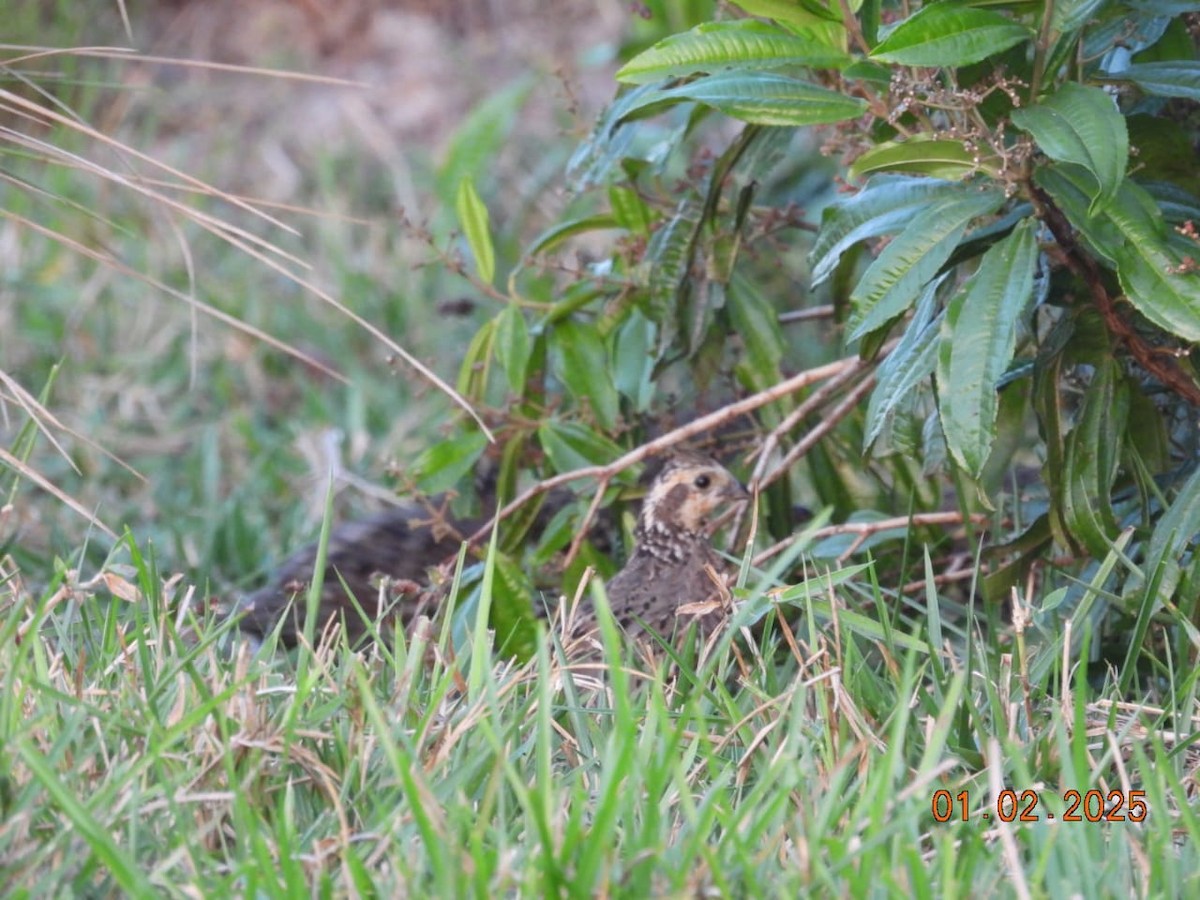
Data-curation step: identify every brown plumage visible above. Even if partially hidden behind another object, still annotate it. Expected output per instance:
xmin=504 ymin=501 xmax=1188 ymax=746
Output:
xmin=235 ymin=451 xmax=748 ymax=651
xmin=235 ymin=504 xmax=472 ymax=647
xmin=569 ymin=451 xmax=749 ymax=644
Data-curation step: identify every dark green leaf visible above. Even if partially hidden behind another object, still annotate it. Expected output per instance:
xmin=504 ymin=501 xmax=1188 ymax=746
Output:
xmin=729 ymin=0 xmax=842 ymax=27
xmin=936 ymin=221 xmax=1039 ymax=478
xmin=412 ymin=431 xmax=490 ymax=495
xmin=656 ymin=71 xmax=867 ymax=126
xmin=1011 ymin=83 xmax=1128 ymax=212
xmin=612 ymin=309 xmax=657 ymax=412
xmin=537 ymin=420 xmax=623 ymax=473
xmin=1119 ymin=61 xmax=1200 ymax=101
xmin=810 ymin=176 xmax=960 ymax=286
xmin=728 ymin=274 xmax=786 ymax=396
xmin=847 ymin=188 xmax=1005 ymax=341
xmin=608 ymin=186 xmax=654 ymax=234
xmin=864 ymin=276 xmax=943 ymax=449
xmin=527 ymin=214 xmax=621 ymax=257
xmin=617 ymin=19 xmax=851 ymax=84
xmin=494 ymin=304 xmax=530 ymax=394
xmin=550 ymin=320 xmax=621 ymax=430
xmin=871 ymin=6 xmax=1030 ymax=66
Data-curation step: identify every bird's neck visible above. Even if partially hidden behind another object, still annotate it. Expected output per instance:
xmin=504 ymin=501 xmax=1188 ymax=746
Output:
xmin=634 ymin=517 xmax=704 ymax=563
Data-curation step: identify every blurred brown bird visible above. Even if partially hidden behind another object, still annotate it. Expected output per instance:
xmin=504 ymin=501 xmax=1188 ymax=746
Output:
xmin=568 ymin=450 xmax=749 ymax=644
xmin=235 ymin=504 xmax=472 ymax=647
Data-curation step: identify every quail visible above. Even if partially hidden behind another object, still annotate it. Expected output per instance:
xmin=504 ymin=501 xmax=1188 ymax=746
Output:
xmin=236 ymin=451 xmax=748 ymax=651
xmin=235 ymin=504 xmax=473 ymax=647
xmin=568 ymin=450 xmax=750 ymax=644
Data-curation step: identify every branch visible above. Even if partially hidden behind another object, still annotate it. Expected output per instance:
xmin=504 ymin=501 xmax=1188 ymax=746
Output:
xmin=465 ymin=354 xmax=866 ymax=548
xmin=752 ymin=511 xmax=990 ymax=567
xmin=1029 ymin=186 xmax=1200 ymax=406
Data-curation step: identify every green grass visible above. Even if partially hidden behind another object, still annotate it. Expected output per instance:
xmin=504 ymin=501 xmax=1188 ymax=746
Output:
xmin=2 ymin=542 xmax=1197 ymax=896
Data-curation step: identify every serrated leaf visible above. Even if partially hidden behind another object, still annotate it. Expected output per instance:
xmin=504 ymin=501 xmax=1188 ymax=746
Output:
xmin=494 ymin=304 xmax=530 ymax=394
xmin=871 ymin=6 xmax=1030 ymax=66
xmin=455 ymin=177 xmax=495 ymax=284
xmin=1011 ymin=83 xmax=1128 ymax=213
xmin=412 ymin=432 xmax=490 ymax=495
xmin=537 ymin=420 xmax=623 ymax=474
xmin=848 ymin=137 xmax=996 ymax=181
xmin=549 ymin=320 xmax=620 ymax=430
xmin=1119 ymin=61 xmax=1200 ymax=101
xmin=847 ymin=188 xmax=1005 ymax=341
xmin=936 ymin=221 xmax=1038 ymax=478
xmin=617 ymin=19 xmax=850 ymax=84
xmin=863 ymin=276 xmax=943 ymax=449
xmin=608 ymin=186 xmax=654 ymax=234
xmin=646 ymin=204 xmax=701 ymax=352
xmin=810 ymin=176 xmax=960 ymax=286
xmin=655 ymin=71 xmax=867 ymax=126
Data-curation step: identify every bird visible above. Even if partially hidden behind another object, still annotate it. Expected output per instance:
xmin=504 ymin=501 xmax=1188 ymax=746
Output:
xmin=235 ymin=503 xmax=473 ymax=647
xmin=566 ymin=450 xmax=750 ymax=646
xmin=234 ymin=450 xmax=748 ymax=652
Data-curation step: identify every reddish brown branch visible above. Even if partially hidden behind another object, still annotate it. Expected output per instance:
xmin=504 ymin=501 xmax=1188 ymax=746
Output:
xmin=1029 ymin=186 xmax=1200 ymax=406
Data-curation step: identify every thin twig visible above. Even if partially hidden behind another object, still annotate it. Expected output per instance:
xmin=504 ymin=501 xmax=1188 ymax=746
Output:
xmin=466 ymin=355 xmax=864 ymax=547
xmin=752 ymin=511 xmax=989 ymax=568
xmin=778 ymin=304 xmax=836 ymax=324
xmin=759 ymin=372 xmax=879 ymax=491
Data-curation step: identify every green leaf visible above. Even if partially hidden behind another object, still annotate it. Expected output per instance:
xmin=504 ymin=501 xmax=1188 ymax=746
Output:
xmin=537 ymin=420 xmax=623 ymax=473
xmin=1138 ymin=464 xmax=1200 ymax=600
xmin=870 ymin=6 xmax=1030 ymax=66
xmin=847 ymin=188 xmax=1005 ymax=341
xmin=728 ymin=274 xmax=786 ymax=395
xmin=1119 ymin=61 xmax=1200 ymax=101
xmin=616 ymin=19 xmax=850 ymax=84
xmin=645 ymin=203 xmax=702 ymax=352
xmin=608 ymin=186 xmax=654 ymax=235
xmin=848 ymin=137 xmax=996 ymax=181
xmin=810 ymin=176 xmax=960 ymax=285
xmin=549 ymin=320 xmax=621 ymax=430
xmin=864 ymin=276 xmax=943 ymax=449
xmin=438 ymin=76 xmax=532 ymax=200
xmin=936 ymin=221 xmax=1038 ymax=478
xmin=729 ymin=0 xmax=842 ymax=27
xmin=494 ymin=304 xmax=530 ymax=394
xmin=612 ymin=309 xmax=657 ymax=412
xmin=412 ymin=431 xmax=490 ymax=495
xmin=455 ymin=177 xmax=495 ymax=284
xmin=527 ymin=214 xmax=621 ymax=257
xmin=1038 ymin=167 xmax=1200 ymax=342
xmin=489 ymin=550 xmax=540 ymax=661
xmin=1011 ymin=83 xmax=1128 ymax=212
xmin=655 ymin=71 xmax=867 ymax=126
xmin=1059 ymin=360 xmax=1128 ymax=558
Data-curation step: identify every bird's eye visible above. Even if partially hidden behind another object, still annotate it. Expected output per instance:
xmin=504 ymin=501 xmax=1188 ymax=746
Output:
xmin=694 ymin=474 xmax=712 ymax=489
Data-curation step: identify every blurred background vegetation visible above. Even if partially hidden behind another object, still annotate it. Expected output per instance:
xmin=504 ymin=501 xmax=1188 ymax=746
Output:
xmin=2 ymin=0 xmax=700 ymax=597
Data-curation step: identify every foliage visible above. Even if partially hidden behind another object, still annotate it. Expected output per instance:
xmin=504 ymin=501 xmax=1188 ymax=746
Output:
xmin=426 ymin=1 xmax=1200 ymax=665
